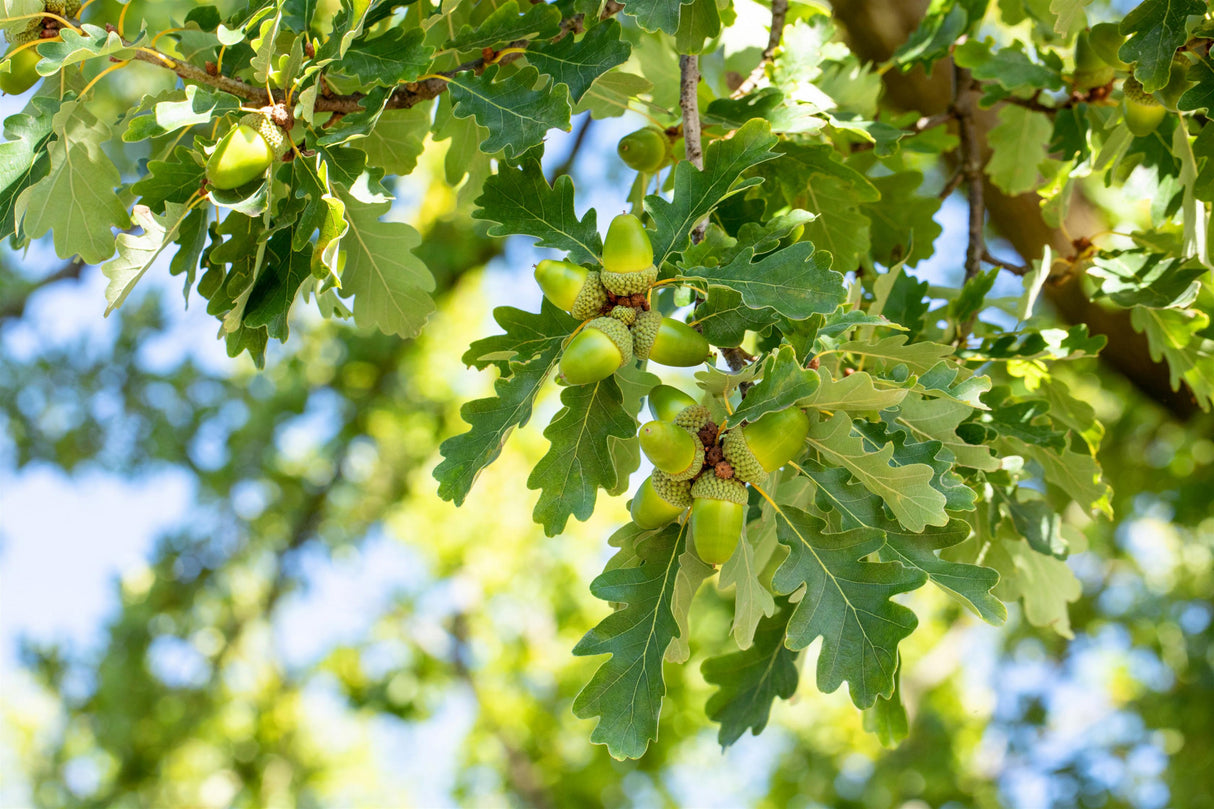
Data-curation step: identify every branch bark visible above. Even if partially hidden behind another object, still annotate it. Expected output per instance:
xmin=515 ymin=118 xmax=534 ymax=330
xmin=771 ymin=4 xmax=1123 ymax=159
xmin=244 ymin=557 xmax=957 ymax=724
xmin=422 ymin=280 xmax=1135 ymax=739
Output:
xmin=679 ymin=54 xmax=706 ymax=242
xmin=829 ymin=0 xmax=1201 ymax=420
xmin=732 ymin=0 xmax=789 ymax=97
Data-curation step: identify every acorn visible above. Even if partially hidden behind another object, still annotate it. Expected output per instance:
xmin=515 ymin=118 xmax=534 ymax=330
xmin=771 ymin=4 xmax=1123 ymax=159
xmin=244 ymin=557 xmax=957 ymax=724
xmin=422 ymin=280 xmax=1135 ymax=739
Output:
xmin=648 ymin=384 xmax=698 ymax=422
xmin=630 ymin=471 xmax=692 ymax=529
xmin=617 ymin=127 xmax=671 ymax=173
xmin=559 ymin=317 xmax=633 ymax=385
xmin=639 ymin=420 xmax=704 ymax=481
xmin=535 ymin=259 xmax=588 ymax=312
xmin=570 ymin=270 xmax=609 ymax=321
xmin=632 ymin=309 xmax=663 ymax=361
xmin=722 ymin=407 xmax=810 ymax=484
xmin=1073 ymin=29 xmax=1114 ymax=90
xmin=206 ymin=114 xmax=287 ymax=190
xmin=601 ymin=213 xmax=657 ymax=296
xmin=0 ymin=45 xmax=41 ymax=95
xmin=1122 ymin=77 xmax=1166 ymax=137
xmin=648 ymin=318 xmax=711 ymax=367
xmin=690 ymin=475 xmax=748 ymax=565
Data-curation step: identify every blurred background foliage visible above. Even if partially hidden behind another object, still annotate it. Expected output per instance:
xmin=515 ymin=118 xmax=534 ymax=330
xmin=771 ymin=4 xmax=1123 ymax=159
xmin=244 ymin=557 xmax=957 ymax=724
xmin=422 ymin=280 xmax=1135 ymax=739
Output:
xmin=1 ymin=0 xmax=1214 ymax=807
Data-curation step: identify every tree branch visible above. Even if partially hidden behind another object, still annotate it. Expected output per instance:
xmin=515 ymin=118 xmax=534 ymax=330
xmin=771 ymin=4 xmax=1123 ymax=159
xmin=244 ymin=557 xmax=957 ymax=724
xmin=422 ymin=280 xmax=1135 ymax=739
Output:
xmin=731 ymin=0 xmax=789 ymax=97
xmin=0 ymin=258 xmax=86 ymax=322
xmin=679 ymin=54 xmax=706 ymax=242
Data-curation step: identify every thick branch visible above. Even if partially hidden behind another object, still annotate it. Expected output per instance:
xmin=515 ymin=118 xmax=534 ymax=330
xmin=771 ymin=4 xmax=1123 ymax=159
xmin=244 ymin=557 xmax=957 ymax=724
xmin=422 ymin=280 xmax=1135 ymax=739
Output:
xmin=954 ymin=63 xmax=984 ymax=285
xmin=732 ymin=0 xmax=789 ymax=97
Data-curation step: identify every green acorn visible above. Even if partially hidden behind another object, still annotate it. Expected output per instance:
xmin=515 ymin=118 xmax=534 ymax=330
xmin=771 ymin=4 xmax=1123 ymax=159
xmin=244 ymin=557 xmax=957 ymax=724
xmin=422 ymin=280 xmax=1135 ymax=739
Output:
xmin=632 ymin=309 xmax=663 ymax=361
xmin=535 ymin=259 xmax=588 ymax=312
xmin=602 ymin=213 xmax=654 ymax=275
xmin=0 ymin=45 xmax=41 ymax=95
xmin=673 ymin=404 xmax=712 ymax=435
xmin=649 ymin=318 xmax=710 ymax=367
xmin=631 ymin=471 xmax=692 ymax=529
xmin=722 ymin=407 xmax=810 ymax=484
xmin=1154 ymin=57 xmax=1191 ymax=111
xmin=648 ymin=384 xmax=697 ymax=422
xmin=639 ymin=420 xmax=704 ymax=481
xmin=609 ymin=305 xmax=637 ymax=326
xmin=1123 ymin=77 xmax=1166 ymax=137
xmin=559 ymin=316 xmax=633 ymax=385
xmin=570 ymin=270 xmax=609 ymax=321
xmin=690 ymin=475 xmax=748 ymax=565
xmin=602 ymin=264 xmax=657 ymax=297
xmin=206 ymin=114 xmax=287 ymax=191
xmin=617 ymin=126 xmax=671 ymax=173
xmin=1088 ymin=22 xmax=1128 ymax=70
xmin=1073 ymin=30 xmax=1114 ymax=90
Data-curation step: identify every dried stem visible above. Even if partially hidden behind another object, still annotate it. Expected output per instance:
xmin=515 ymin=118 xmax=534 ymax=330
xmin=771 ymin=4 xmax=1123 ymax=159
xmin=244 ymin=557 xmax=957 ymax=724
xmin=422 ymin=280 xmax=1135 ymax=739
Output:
xmin=731 ymin=0 xmax=788 ymax=97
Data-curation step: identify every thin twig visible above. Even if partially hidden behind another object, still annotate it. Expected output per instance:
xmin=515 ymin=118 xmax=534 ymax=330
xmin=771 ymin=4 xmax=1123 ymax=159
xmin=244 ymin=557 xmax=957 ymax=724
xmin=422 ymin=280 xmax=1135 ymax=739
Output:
xmin=731 ymin=0 xmax=788 ymax=97
xmin=0 ymin=258 xmax=87 ymax=322
xmin=679 ymin=54 xmax=706 ymax=242
xmin=550 ymin=115 xmax=593 ymax=181
xmin=954 ymin=63 xmax=984 ymax=286
xmin=982 ymin=249 xmax=1028 ymax=276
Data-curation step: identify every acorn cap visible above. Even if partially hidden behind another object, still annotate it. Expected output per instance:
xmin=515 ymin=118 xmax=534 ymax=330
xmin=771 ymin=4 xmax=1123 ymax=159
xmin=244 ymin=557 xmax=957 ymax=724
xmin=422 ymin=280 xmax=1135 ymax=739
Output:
xmin=559 ymin=317 xmax=633 ymax=385
xmin=651 ymin=469 xmax=694 ymax=509
xmin=673 ymin=404 xmax=712 ymax=435
xmin=649 ymin=318 xmax=710 ymax=367
xmin=648 ymin=384 xmax=697 ymax=422
xmin=691 ymin=474 xmax=748 ymax=505
xmin=632 ymin=309 xmax=662 ymax=361
xmin=240 ymin=112 xmax=289 ymax=158
xmin=609 ymin=304 xmax=637 ymax=326
xmin=570 ymin=270 xmax=608 ymax=321
xmin=721 ymin=428 xmax=767 ymax=485
xmin=1123 ymin=76 xmax=1159 ymax=106
xmin=535 ymin=259 xmax=589 ymax=312
xmin=602 ymin=265 xmax=657 ymax=296
xmin=639 ymin=420 xmax=703 ymax=480
xmin=602 ymin=213 xmax=654 ymax=274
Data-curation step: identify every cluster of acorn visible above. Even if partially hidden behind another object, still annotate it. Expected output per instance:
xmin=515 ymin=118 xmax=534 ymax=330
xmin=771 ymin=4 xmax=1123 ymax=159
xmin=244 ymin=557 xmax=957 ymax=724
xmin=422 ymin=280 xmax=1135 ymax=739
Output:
xmin=631 ymin=385 xmax=810 ymax=565
xmin=0 ymin=0 xmax=78 ymax=95
xmin=1072 ymin=23 xmax=1190 ymax=138
xmin=534 ymin=213 xmax=710 ymax=386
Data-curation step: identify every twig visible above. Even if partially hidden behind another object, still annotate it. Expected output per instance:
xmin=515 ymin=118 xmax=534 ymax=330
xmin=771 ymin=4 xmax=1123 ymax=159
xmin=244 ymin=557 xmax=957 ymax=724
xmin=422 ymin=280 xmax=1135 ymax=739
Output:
xmin=0 ymin=258 xmax=87 ymax=322
xmin=954 ymin=64 xmax=984 ymax=286
xmin=982 ymin=249 xmax=1028 ymax=276
xmin=679 ymin=54 xmax=706 ymax=242
xmin=550 ymin=115 xmax=593 ymax=181
xmin=731 ymin=0 xmax=788 ymax=97
xmin=852 ymin=110 xmax=955 ymax=152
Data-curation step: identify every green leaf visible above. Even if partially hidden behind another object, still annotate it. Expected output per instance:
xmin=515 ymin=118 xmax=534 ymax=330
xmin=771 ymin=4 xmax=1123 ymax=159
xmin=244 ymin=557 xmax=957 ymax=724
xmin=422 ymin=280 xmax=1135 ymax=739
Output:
xmin=122 ymin=86 xmax=241 ymax=143
xmin=999 ymin=492 xmax=1066 ymax=557
xmin=770 ymin=505 xmax=927 ymax=707
xmin=242 ymin=233 xmax=313 ymax=341
xmin=693 ymin=286 xmax=780 ymax=347
xmin=805 ymin=412 xmax=948 ymax=532
xmin=647 ymin=119 xmax=781 ymax=268
xmin=1119 ymin=0 xmax=1205 ymax=93
xmin=130 ymin=146 xmax=206 ymax=214
xmin=894 ymin=2 xmax=969 ymax=70
xmin=17 ymin=100 xmax=129 ymax=264
xmin=987 ymin=527 xmax=1081 ymax=638
xmin=473 ymin=159 xmax=602 ymax=264
xmin=573 ymin=524 xmax=685 ymax=760
xmin=853 ymin=420 xmax=977 ymax=512
xmin=665 ymin=538 xmax=714 ymax=663
xmin=1131 ymin=305 xmax=1214 ymax=410
xmin=573 ymin=71 xmax=653 ymax=119
xmin=526 ymin=20 xmax=631 ymax=104
xmin=985 ymin=105 xmax=1052 ymax=195
xmin=435 ymin=338 xmax=563 ymax=506
xmin=718 ymin=526 xmax=777 ymax=650
xmin=31 ymin=23 xmax=137 ymax=72
xmin=341 ymin=27 xmax=432 ymax=86
xmin=447 ymin=65 xmax=572 ymax=160
xmin=619 ymin=0 xmax=692 ymax=34
xmin=684 ymin=242 xmax=846 ymax=321
xmin=1088 ymin=250 xmax=1204 ymax=309
xmin=528 ymin=376 xmax=639 ymax=535
xmin=463 ymin=301 xmax=578 ymax=371
xmin=885 ymin=392 xmax=1000 ymax=471
xmin=862 ymin=172 xmax=943 ymax=268
xmin=0 ymin=95 xmax=57 ymax=242
xmin=337 ymin=199 xmax=435 ymax=337
xmin=729 ymin=346 xmax=820 ymax=424
xmin=954 ymin=38 xmax=1063 ymax=91
xmin=447 ymin=0 xmax=561 ymax=51
xmin=1178 ymin=57 xmax=1214 ymax=113
xmin=801 ymin=368 xmax=909 ymax=414
xmin=359 ymin=106 xmax=432 ymax=176
xmin=674 ymin=0 xmax=722 ymax=53
xmin=702 ymin=601 xmax=799 ymax=748
xmin=1049 ymin=0 xmax=1092 ymax=36
xmin=863 ymin=659 xmax=909 ymax=747
xmin=102 ymin=203 xmax=195 ymax=315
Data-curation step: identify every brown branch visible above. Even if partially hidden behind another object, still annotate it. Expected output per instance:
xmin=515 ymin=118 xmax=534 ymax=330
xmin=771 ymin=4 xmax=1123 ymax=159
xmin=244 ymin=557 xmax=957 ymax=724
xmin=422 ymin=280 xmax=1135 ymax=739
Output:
xmin=954 ymin=63 xmax=984 ymax=286
xmin=731 ymin=0 xmax=789 ymax=97
xmin=0 ymin=258 xmax=86 ymax=322
xmin=679 ymin=54 xmax=707 ymax=242
xmin=549 ymin=114 xmax=593 ymax=181
xmin=982 ymin=249 xmax=1028 ymax=276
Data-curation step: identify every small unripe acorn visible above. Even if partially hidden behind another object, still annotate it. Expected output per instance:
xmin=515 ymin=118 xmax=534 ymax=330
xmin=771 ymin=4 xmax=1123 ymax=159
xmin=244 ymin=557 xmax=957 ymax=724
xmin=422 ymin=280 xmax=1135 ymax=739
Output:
xmin=648 ymin=318 xmax=710 ymax=367
xmin=722 ymin=407 xmax=810 ymax=483
xmin=535 ymin=259 xmax=589 ymax=312
xmin=690 ymin=475 xmax=748 ymax=565
xmin=1073 ymin=30 xmax=1114 ymax=90
xmin=639 ymin=420 xmax=703 ymax=480
xmin=617 ymin=127 xmax=670 ymax=173
xmin=631 ymin=472 xmax=692 ymax=529
xmin=1123 ymin=77 xmax=1166 ymax=137
xmin=602 ymin=213 xmax=654 ymax=275
xmin=648 ymin=384 xmax=697 ymax=422
xmin=1088 ymin=23 xmax=1128 ymax=70
xmin=0 ymin=46 xmax=41 ymax=95
xmin=570 ymin=270 xmax=609 ymax=321
xmin=1154 ymin=57 xmax=1191 ymax=111
xmin=206 ymin=114 xmax=286 ymax=190
xmin=559 ymin=317 xmax=633 ymax=385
